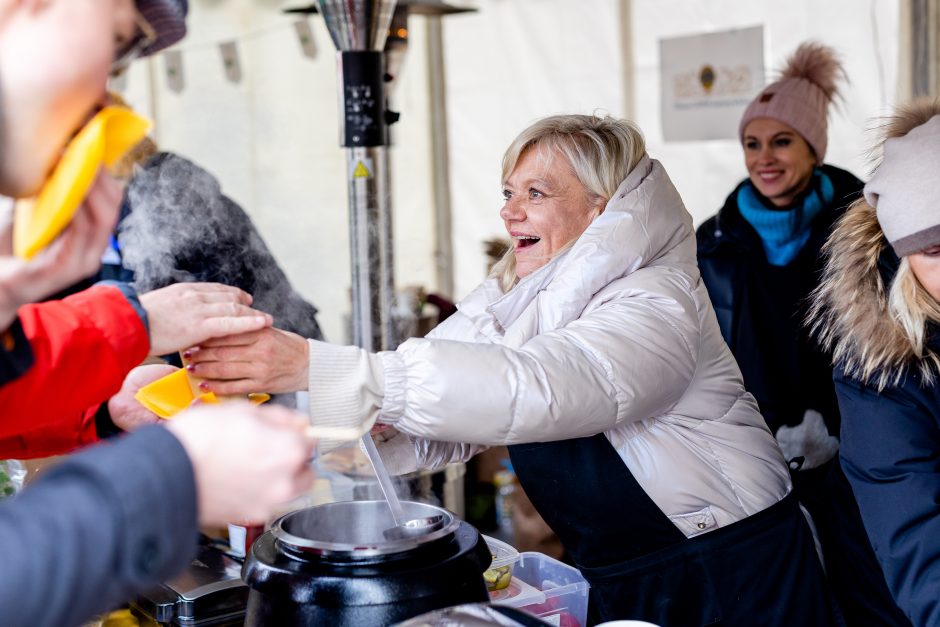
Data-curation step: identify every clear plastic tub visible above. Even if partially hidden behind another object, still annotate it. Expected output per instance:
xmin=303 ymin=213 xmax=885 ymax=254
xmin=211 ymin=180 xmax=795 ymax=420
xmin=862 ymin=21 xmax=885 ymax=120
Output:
xmin=490 ymin=551 xmax=590 ymax=627
xmin=482 ymin=535 xmax=519 ymax=592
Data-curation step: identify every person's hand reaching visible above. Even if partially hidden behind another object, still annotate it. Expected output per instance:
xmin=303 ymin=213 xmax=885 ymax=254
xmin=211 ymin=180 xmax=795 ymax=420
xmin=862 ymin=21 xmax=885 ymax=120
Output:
xmin=139 ymin=283 xmax=273 ymax=357
xmin=108 ymin=363 xmax=180 ymax=432
xmin=166 ymin=403 xmax=317 ymax=526
xmin=184 ymin=328 xmax=309 ymax=395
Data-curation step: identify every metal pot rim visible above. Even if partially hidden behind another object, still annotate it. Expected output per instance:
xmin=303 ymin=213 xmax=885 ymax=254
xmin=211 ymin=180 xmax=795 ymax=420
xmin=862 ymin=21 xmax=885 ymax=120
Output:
xmin=271 ymin=500 xmax=461 ymax=558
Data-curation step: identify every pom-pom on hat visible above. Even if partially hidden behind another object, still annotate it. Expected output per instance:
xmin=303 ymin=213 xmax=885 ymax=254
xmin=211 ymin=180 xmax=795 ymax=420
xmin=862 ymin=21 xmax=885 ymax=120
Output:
xmin=739 ymin=41 xmax=845 ymax=165
xmin=136 ymin=0 xmax=188 ymax=56
xmin=864 ymin=100 xmax=940 ymax=257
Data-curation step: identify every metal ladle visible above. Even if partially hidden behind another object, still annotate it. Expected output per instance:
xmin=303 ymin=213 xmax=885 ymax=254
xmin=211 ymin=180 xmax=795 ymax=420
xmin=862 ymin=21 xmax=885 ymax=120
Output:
xmin=360 ymin=434 xmax=444 ymax=540
xmin=304 ymin=425 xmax=444 ymax=540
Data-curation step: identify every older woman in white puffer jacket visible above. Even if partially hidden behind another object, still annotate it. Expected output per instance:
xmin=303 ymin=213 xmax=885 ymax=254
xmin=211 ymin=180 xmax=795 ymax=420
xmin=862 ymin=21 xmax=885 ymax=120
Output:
xmin=185 ymin=114 xmax=835 ymax=626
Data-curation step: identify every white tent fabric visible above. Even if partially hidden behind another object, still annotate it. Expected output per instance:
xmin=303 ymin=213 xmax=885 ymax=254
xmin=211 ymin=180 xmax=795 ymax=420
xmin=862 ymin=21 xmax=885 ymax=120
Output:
xmin=122 ymin=0 xmax=898 ymax=342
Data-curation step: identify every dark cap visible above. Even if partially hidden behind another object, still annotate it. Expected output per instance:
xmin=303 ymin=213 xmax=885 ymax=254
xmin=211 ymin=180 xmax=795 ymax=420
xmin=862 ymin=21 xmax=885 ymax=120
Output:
xmin=135 ymin=0 xmax=188 ymax=56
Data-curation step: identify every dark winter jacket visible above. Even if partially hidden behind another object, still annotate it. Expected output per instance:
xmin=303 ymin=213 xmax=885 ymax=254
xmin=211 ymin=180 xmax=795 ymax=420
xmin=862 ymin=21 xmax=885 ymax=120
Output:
xmin=813 ymin=197 xmax=940 ymax=627
xmin=120 ymin=152 xmax=323 ymax=341
xmin=56 ymin=152 xmax=324 ymax=342
xmin=696 ymin=164 xmax=863 ymax=439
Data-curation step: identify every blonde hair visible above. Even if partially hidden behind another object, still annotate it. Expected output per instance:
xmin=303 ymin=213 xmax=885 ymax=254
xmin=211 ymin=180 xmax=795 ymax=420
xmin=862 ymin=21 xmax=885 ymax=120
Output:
xmin=888 ymin=257 xmax=940 ymax=376
xmin=810 ymin=197 xmax=940 ymax=390
xmin=490 ymin=114 xmax=646 ymax=292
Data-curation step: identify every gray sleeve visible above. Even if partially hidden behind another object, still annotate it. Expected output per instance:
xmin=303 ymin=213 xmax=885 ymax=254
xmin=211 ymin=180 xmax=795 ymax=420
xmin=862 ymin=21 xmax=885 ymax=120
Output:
xmin=0 ymin=425 xmax=199 ymax=627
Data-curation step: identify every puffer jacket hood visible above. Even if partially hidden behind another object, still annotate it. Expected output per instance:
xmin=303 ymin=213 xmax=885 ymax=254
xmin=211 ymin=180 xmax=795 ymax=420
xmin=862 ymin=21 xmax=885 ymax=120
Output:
xmin=461 ymin=154 xmax=697 ymax=340
xmin=810 ymin=198 xmax=940 ymax=389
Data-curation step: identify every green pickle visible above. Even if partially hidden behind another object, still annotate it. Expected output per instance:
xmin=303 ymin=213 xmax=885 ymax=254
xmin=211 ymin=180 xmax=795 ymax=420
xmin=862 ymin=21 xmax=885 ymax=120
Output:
xmin=484 ymin=553 xmax=512 ymax=591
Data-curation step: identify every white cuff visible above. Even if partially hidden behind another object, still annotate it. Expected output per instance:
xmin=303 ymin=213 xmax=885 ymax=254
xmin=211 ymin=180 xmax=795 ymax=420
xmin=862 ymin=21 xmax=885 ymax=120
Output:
xmin=378 ymin=350 xmax=407 ymax=423
xmin=307 ymin=340 xmax=384 ymax=453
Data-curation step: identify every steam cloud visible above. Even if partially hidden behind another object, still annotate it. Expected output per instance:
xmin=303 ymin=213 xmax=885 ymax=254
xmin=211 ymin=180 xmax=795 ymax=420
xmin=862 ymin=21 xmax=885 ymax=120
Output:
xmin=120 ymin=152 xmax=323 ymax=341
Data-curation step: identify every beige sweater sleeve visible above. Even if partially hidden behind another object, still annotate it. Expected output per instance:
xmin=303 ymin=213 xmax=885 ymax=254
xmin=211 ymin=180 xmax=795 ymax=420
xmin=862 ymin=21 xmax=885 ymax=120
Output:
xmin=306 ymin=339 xmax=398 ymax=453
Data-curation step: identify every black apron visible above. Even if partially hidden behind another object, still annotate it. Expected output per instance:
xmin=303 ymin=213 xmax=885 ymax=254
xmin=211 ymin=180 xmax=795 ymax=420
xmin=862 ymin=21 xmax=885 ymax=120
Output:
xmin=509 ymin=434 xmax=836 ymax=627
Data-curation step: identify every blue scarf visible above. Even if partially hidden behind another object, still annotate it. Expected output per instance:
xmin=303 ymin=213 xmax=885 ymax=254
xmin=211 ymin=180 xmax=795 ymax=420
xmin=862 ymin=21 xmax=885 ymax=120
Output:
xmin=737 ymin=170 xmax=834 ymax=266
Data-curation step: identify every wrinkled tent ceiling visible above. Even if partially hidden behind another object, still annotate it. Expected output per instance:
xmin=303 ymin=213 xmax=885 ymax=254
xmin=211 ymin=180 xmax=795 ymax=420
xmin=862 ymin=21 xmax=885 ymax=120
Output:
xmin=120 ymin=0 xmax=902 ymax=342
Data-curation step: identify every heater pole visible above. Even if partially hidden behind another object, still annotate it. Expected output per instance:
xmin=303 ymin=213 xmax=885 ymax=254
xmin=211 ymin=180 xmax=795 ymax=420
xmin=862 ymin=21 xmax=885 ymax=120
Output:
xmin=347 ymin=145 xmax=393 ymax=351
xmin=319 ymin=1 xmax=399 ymax=351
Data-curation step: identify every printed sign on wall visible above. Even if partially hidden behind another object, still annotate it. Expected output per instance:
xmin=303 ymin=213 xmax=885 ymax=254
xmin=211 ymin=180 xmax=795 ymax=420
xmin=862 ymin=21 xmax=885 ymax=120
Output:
xmin=660 ymin=26 xmax=764 ymax=141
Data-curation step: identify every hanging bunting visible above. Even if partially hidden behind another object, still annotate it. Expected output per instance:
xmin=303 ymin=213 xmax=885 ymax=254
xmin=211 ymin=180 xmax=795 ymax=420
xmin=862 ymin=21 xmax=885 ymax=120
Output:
xmin=219 ymin=41 xmax=243 ymax=83
xmin=144 ymin=17 xmax=326 ymax=90
xmin=293 ymin=19 xmax=317 ymax=59
xmin=164 ymin=50 xmax=185 ymax=93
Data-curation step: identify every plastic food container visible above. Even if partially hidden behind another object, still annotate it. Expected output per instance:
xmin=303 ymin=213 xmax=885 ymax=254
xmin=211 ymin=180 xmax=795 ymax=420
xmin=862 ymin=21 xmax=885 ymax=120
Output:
xmin=490 ymin=551 xmax=590 ymax=627
xmin=482 ymin=535 xmax=518 ymax=592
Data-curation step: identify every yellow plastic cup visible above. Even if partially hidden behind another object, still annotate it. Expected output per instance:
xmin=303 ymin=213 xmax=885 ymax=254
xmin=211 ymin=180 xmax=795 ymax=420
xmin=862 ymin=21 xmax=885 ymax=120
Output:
xmin=135 ymin=368 xmax=270 ymax=419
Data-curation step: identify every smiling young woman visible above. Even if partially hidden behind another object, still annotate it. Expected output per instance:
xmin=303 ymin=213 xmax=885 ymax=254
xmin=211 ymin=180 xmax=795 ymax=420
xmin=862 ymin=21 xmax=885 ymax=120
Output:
xmin=696 ymin=42 xmax=911 ymax=626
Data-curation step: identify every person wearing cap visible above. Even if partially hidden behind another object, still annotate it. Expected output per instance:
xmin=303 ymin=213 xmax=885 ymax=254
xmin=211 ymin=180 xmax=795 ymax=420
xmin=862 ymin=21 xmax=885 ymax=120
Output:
xmin=0 ymin=2 xmax=317 ymax=626
xmin=0 ymin=0 xmax=274 ymax=459
xmin=695 ymin=41 xmax=909 ymax=625
xmin=811 ymin=99 xmax=940 ymax=627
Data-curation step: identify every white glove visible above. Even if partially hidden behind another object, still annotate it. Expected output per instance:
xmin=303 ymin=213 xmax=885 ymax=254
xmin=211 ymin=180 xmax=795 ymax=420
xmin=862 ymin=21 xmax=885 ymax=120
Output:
xmin=775 ymin=409 xmax=839 ymax=471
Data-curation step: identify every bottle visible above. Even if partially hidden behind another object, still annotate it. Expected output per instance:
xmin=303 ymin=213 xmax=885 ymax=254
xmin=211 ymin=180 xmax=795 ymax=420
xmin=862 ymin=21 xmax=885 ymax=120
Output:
xmin=227 ymin=522 xmax=264 ymax=558
xmin=493 ymin=459 xmax=516 ymax=541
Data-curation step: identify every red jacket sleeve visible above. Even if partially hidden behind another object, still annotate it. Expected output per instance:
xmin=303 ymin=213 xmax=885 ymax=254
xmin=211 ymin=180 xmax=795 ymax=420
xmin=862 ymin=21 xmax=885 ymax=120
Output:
xmin=0 ymin=286 xmax=149 ymax=458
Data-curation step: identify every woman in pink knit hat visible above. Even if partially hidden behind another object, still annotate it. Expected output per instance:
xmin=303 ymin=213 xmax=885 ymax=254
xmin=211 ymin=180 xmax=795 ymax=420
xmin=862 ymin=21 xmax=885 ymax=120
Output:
xmin=696 ymin=42 xmax=910 ymax=625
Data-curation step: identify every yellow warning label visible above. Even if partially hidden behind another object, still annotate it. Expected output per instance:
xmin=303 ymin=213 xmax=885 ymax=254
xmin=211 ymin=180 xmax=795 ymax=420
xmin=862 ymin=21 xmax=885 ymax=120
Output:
xmin=353 ymin=161 xmax=372 ymax=178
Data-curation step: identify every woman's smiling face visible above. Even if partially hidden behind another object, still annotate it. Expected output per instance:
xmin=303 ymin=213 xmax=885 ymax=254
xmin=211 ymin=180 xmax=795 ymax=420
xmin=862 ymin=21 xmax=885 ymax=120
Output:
xmin=499 ymin=147 xmax=602 ymax=278
xmin=743 ymin=117 xmax=816 ymax=208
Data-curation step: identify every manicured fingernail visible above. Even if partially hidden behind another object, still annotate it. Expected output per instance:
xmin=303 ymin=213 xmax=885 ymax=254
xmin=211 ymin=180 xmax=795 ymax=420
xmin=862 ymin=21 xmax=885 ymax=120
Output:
xmin=182 ymin=351 xmax=192 ymax=359
xmin=186 ymin=364 xmax=196 ymax=372
xmin=198 ymin=382 xmax=209 ymax=391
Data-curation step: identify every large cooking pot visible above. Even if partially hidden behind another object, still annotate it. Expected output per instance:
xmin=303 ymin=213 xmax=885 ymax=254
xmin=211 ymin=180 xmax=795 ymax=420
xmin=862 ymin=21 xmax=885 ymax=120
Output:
xmin=242 ymin=500 xmax=491 ymax=626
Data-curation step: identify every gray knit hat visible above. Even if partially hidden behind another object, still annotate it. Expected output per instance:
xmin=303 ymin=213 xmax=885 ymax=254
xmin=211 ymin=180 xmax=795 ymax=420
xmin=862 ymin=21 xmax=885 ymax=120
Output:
xmin=864 ymin=114 xmax=940 ymax=256
xmin=136 ymin=0 xmax=188 ymax=56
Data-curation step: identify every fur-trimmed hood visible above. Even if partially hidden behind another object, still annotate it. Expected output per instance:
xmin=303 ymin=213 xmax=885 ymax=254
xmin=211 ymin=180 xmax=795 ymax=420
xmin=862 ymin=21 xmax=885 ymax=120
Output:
xmin=810 ymin=197 xmax=939 ymax=389
xmin=811 ymin=99 xmax=940 ymax=389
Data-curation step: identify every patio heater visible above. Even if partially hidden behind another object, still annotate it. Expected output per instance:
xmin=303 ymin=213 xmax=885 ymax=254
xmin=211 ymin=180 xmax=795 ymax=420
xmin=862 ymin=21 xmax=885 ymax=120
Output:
xmin=317 ymin=0 xmax=398 ymax=352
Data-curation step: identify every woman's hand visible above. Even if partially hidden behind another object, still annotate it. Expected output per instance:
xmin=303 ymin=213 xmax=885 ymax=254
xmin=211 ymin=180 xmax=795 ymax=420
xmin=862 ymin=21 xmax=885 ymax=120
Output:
xmin=139 ymin=283 xmax=273 ymax=356
xmin=184 ymin=328 xmax=309 ymax=396
xmin=108 ymin=363 xmax=179 ymax=431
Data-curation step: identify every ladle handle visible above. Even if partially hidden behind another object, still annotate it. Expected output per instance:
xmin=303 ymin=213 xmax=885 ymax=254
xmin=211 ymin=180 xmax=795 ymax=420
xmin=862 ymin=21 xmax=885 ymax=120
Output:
xmin=361 ymin=433 xmax=406 ymax=526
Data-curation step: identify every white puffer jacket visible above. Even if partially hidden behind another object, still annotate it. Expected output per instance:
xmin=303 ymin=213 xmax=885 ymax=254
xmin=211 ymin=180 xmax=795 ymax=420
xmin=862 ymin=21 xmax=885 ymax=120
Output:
xmin=308 ymin=155 xmax=791 ymax=537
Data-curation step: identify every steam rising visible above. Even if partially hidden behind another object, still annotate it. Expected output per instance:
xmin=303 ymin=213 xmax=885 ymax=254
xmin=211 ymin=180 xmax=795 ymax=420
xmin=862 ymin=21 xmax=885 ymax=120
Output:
xmin=120 ymin=153 xmax=323 ymax=340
